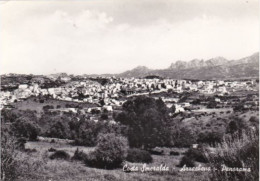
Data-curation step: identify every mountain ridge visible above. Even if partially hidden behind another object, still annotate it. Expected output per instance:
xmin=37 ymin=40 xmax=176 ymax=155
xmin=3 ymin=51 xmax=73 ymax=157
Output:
xmin=116 ymin=52 xmax=259 ymax=79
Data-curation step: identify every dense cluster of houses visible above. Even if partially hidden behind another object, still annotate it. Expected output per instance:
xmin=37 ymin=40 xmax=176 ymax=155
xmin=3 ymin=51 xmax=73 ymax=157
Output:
xmin=0 ymin=77 xmax=258 ymax=112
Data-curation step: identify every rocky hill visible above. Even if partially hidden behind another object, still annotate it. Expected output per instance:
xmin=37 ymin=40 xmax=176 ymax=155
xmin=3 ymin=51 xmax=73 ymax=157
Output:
xmin=116 ymin=52 xmax=259 ymax=80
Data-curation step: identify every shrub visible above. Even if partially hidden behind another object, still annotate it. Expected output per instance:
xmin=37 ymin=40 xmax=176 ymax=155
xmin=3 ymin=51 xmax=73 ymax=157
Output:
xmin=249 ymin=116 xmax=259 ymax=129
xmin=48 ymin=147 xmax=56 ymax=152
xmin=103 ymin=174 xmax=117 ymax=181
xmin=11 ymin=118 xmax=40 ymax=141
xmin=73 ymin=120 xmax=104 ymax=146
xmin=177 ymin=155 xmax=195 ymax=167
xmin=101 ymin=113 xmax=109 ymax=120
xmin=49 ymin=150 xmax=70 ymax=160
xmin=1 ymin=131 xmax=43 ymax=181
xmin=185 ymin=147 xmax=208 ymax=163
xmin=72 ymin=148 xmax=87 ymax=161
xmin=85 ymin=133 xmax=128 ymax=169
xmin=206 ymin=130 xmax=259 ymax=181
xmin=149 ymin=148 xmax=164 ymax=155
xmin=170 ymin=151 xmax=180 ymax=156
xmin=126 ymin=148 xmax=153 ymax=163
xmin=226 ymin=116 xmax=250 ymax=137
xmin=43 ymin=105 xmax=54 ymax=111
xmin=197 ymin=131 xmax=223 ymax=146
xmin=48 ymin=121 xmax=70 ymax=139
xmin=17 ymin=137 xmax=27 ymax=150
xmin=173 ymin=127 xmax=196 ymax=148
xmin=24 ymin=148 xmax=37 ymax=153
xmin=1 ymin=134 xmax=19 ymax=181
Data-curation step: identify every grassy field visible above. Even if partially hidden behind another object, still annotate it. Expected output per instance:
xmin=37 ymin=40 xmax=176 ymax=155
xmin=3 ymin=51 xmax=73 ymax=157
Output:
xmin=11 ymin=96 xmax=97 ymax=116
xmin=180 ymin=109 xmax=259 ymax=135
xmin=22 ymin=141 xmax=210 ymax=181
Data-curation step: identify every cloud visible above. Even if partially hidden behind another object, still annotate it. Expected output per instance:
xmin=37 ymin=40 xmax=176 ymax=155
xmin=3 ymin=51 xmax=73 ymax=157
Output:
xmin=0 ymin=1 xmax=259 ymax=75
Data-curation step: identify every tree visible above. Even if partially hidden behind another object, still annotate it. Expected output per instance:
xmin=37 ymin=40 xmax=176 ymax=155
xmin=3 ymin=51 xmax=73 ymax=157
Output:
xmin=249 ymin=116 xmax=259 ymax=129
xmin=85 ymin=133 xmax=128 ymax=169
xmin=101 ymin=113 xmax=108 ymax=120
xmin=172 ymin=127 xmax=196 ymax=147
xmin=207 ymin=100 xmax=217 ymax=108
xmin=233 ymin=102 xmax=246 ymax=112
xmin=74 ymin=119 xmax=102 ymax=146
xmin=171 ymin=104 xmax=176 ymax=113
xmin=116 ymin=96 xmax=170 ymax=149
xmin=226 ymin=116 xmax=250 ymax=137
xmin=99 ymin=99 xmax=105 ymax=106
xmin=48 ymin=121 xmax=70 ymax=139
xmin=11 ymin=118 xmax=40 ymax=141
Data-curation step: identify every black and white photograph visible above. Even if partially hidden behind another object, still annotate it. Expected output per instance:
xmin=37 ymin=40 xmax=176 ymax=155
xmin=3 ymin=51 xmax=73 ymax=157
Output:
xmin=0 ymin=0 xmax=259 ymax=180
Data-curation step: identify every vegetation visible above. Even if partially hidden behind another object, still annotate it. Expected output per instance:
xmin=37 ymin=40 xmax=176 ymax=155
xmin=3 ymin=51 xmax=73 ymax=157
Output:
xmin=206 ymin=130 xmax=259 ymax=181
xmin=197 ymin=131 xmax=223 ymax=146
xmin=72 ymin=148 xmax=88 ymax=161
xmin=1 ymin=88 xmax=258 ymax=180
xmin=116 ymin=96 xmax=170 ymax=149
xmin=1 ymin=133 xmax=19 ymax=181
xmin=49 ymin=150 xmax=70 ymax=160
xmin=126 ymin=148 xmax=153 ymax=163
xmin=177 ymin=156 xmax=195 ymax=167
xmin=11 ymin=118 xmax=40 ymax=141
xmin=85 ymin=133 xmax=128 ymax=169
xmin=170 ymin=151 xmax=180 ymax=156
xmin=172 ymin=127 xmax=196 ymax=148
xmin=184 ymin=147 xmax=208 ymax=163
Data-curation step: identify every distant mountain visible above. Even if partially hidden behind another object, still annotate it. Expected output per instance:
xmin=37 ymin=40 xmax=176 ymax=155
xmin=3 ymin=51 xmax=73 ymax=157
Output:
xmin=118 ymin=66 xmax=151 ymax=78
xmin=116 ymin=53 xmax=259 ymax=80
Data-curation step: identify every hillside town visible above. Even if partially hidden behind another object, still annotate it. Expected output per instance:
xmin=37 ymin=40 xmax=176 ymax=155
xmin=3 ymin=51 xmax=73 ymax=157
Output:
xmin=1 ymin=76 xmax=258 ymax=114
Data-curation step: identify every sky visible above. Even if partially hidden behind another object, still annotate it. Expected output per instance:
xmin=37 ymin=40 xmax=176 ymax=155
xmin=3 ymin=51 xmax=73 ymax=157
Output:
xmin=0 ymin=0 xmax=259 ymax=75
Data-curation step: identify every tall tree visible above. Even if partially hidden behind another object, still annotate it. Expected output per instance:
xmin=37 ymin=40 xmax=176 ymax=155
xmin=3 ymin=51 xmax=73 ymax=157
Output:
xmin=116 ymin=96 xmax=169 ymax=149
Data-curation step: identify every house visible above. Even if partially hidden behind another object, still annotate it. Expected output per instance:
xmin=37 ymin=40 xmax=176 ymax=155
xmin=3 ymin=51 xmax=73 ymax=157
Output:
xmin=175 ymin=104 xmax=185 ymax=113
xmin=18 ymin=84 xmax=28 ymax=89
xmin=103 ymin=105 xmax=113 ymax=112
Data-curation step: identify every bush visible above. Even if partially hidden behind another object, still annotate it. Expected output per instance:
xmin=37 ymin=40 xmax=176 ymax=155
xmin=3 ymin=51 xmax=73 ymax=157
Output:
xmin=48 ymin=147 xmax=56 ymax=152
xmin=149 ymin=148 xmax=164 ymax=155
xmin=170 ymin=151 xmax=180 ymax=156
xmin=206 ymin=130 xmax=259 ymax=181
xmin=177 ymin=155 xmax=195 ymax=167
xmin=85 ymin=133 xmax=128 ymax=169
xmin=101 ymin=113 xmax=109 ymax=120
xmin=43 ymin=105 xmax=54 ymax=111
xmin=103 ymin=174 xmax=117 ymax=181
xmin=72 ymin=148 xmax=87 ymax=161
xmin=1 ymin=134 xmax=19 ymax=181
xmin=24 ymin=148 xmax=37 ymax=153
xmin=185 ymin=147 xmax=208 ymax=163
xmin=49 ymin=150 xmax=70 ymax=160
xmin=197 ymin=131 xmax=223 ymax=146
xmin=226 ymin=117 xmax=250 ymax=137
xmin=126 ymin=148 xmax=153 ymax=163
xmin=173 ymin=127 xmax=196 ymax=148
xmin=56 ymin=105 xmax=61 ymax=109
xmin=1 ymin=131 xmax=43 ymax=181
xmin=249 ymin=116 xmax=259 ymax=129
xmin=11 ymin=118 xmax=40 ymax=141
xmin=48 ymin=121 xmax=70 ymax=139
